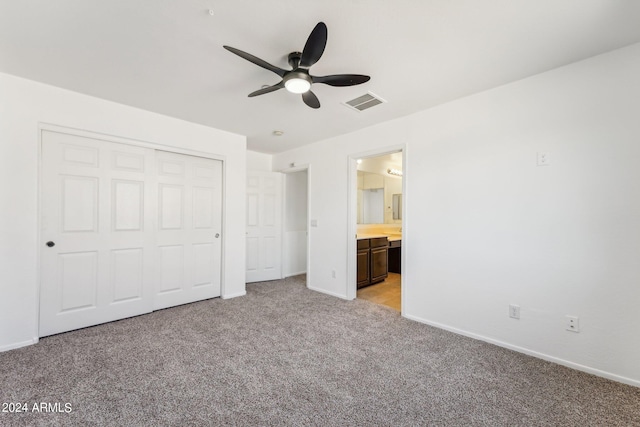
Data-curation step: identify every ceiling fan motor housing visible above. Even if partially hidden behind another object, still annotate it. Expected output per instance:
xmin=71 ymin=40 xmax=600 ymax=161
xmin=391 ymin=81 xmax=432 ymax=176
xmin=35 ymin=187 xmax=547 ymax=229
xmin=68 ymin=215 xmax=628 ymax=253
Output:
xmin=287 ymin=51 xmax=303 ymax=69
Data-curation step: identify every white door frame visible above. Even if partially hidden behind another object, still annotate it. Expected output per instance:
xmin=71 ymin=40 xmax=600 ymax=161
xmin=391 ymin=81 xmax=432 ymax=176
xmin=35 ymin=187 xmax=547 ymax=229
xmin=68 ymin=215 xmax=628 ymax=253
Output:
xmin=347 ymin=145 xmax=407 ymax=314
xmin=37 ymin=123 xmax=228 ymax=336
xmin=279 ymin=164 xmax=311 ymax=287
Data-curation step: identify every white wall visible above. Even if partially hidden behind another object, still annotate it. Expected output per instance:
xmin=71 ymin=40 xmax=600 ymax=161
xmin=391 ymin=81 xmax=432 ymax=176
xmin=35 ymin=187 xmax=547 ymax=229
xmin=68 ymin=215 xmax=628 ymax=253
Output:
xmin=0 ymin=72 xmax=247 ymax=351
xmin=273 ymin=43 xmax=640 ymax=386
xmin=246 ymin=150 xmax=273 ymax=171
xmin=283 ymin=171 xmax=308 ymax=277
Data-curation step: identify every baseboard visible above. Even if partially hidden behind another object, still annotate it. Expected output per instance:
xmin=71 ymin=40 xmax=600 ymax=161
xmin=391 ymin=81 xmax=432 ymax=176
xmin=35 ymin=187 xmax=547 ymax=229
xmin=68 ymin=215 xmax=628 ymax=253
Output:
xmin=403 ymin=313 xmax=640 ymax=389
xmin=0 ymin=337 xmax=39 ymax=353
xmin=221 ymin=290 xmax=246 ymax=300
xmin=307 ymin=285 xmax=351 ymax=300
xmin=284 ymin=271 xmax=306 ymax=278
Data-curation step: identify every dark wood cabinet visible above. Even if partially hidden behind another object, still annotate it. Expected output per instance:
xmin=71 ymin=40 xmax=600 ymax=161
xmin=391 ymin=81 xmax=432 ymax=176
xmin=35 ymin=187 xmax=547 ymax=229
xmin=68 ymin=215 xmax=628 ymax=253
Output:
xmin=388 ymin=239 xmax=401 ymax=274
xmin=357 ymin=239 xmax=370 ymax=288
xmin=357 ymin=237 xmax=388 ymax=288
xmin=370 ymin=246 xmax=388 ymax=283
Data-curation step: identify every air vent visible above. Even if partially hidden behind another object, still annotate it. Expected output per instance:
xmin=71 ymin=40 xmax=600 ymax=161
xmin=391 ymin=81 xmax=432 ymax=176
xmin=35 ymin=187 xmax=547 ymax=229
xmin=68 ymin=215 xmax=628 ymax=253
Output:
xmin=343 ymin=92 xmax=386 ymax=112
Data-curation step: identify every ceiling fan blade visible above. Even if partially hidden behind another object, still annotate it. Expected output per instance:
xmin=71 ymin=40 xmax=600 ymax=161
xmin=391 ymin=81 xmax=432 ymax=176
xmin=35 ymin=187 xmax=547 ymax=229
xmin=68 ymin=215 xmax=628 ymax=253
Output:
xmin=223 ymin=45 xmax=286 ymax=77
xmin=312 ymin=74 xmax=371 ymax=87
xmin=302 ymin=91 xmax=321 ymax=109
xmin=299 ymin=22 xmax=327 ymax=68
xmin=248 ymin=81 xmax=285 ymax=97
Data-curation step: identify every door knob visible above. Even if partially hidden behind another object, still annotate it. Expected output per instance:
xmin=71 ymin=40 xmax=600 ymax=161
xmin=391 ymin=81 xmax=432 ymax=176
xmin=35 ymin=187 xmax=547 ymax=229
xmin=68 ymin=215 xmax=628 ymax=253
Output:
xmin=46 ymin=241 xmax=55 ymax=247
xmin=215 ymin=233 xmax=220 ymax=238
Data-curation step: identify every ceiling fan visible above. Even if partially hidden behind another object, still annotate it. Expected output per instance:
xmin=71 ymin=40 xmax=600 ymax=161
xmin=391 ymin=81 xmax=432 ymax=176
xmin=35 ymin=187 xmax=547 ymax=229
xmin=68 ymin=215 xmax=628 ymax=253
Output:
xmin=223 ymin=22 xmax=370 ymax=109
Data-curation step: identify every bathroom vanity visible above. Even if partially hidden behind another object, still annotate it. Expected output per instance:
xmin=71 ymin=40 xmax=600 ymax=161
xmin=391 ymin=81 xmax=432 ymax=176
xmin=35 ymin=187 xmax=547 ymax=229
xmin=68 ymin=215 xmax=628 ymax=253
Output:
xmin=356 ymin=236 xmax=389 ymax=288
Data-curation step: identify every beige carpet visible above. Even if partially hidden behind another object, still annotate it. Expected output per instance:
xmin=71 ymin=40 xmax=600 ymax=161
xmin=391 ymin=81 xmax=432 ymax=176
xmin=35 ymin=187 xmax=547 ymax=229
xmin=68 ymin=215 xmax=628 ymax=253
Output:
xmin=1 ymin=275 xmax=638 ymax=426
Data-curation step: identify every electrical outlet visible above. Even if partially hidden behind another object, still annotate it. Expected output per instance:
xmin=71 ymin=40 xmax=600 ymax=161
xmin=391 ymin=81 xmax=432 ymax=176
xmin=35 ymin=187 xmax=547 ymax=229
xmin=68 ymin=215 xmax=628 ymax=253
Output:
xmin=509 ymin=304 xmax=520 ymax=319
xmin=331 ymin=270 xmax=336 ymax=279
xmin=537 ymin=152 xmax=550 ymax=166
xmin=566 ymin=315 xmax=580 ymax=332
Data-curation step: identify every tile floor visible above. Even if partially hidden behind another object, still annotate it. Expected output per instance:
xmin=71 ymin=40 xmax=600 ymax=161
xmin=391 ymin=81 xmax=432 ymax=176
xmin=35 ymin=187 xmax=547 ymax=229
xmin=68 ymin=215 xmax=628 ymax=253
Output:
xmin=357 ymin=272 xmax=401 ymax=311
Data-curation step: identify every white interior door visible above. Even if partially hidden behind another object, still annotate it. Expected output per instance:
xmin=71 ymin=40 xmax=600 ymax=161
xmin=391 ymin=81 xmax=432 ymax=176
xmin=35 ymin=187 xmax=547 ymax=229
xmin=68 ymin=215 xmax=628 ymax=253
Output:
xmin=246 ymin=171 xmax=282 ymax=283
xmin=154 ymin=151 xmax=222 ymax=309
xmin=40 ymin=131 xmax=224 ymax=336
xmin=40 ymin=131 xmax=156 ymax=336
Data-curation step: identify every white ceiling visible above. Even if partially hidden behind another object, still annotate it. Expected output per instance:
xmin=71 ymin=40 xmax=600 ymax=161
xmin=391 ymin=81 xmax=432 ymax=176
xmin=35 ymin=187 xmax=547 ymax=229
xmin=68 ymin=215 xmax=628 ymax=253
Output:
xmin=2 ymin=1 xmax=640 ymax=154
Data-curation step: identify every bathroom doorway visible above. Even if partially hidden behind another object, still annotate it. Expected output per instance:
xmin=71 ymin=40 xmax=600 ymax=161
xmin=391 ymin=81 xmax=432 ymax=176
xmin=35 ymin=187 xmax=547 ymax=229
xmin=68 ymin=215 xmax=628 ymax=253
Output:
xmin=350 ymin=150 xmax=404 ymax=311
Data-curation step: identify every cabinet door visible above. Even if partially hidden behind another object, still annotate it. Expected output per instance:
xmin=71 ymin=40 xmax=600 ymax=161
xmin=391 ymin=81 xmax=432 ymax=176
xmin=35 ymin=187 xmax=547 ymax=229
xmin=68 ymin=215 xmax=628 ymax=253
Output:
xmin=357 ymin=249 xmax=370 ymax=288
xmin=370 ymin=247 xmax=388 ymax=283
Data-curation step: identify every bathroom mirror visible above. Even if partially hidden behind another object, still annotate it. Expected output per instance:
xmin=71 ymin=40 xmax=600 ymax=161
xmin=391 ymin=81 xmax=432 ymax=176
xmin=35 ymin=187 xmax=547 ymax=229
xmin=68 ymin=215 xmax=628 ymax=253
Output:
xmin=357 ymin=152 xmax=403 ymax=225
xmin=357 ymin=171 xmax=402 ymax=224
xmin=361 ymin=188 xmax=384 ymax=223
xmin=392 ymin=194 xmax=402 ymax=220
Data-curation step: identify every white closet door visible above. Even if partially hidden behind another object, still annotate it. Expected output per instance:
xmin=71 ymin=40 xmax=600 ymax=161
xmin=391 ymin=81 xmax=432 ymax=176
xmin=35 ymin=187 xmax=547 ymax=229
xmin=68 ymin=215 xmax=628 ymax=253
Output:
xmin=154 ymin=151 xmax=222 ymax=309
xmin=40 ymin=131 xmax=156 ymax=336
xmin=246 ymin=171 xmax=282 ymax=283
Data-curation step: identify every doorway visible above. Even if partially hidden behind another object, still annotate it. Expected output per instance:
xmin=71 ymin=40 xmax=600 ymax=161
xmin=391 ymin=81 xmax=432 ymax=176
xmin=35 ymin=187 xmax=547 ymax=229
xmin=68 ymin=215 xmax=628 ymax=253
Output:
xmin=348 ymin=148 xmax=405 ymax=312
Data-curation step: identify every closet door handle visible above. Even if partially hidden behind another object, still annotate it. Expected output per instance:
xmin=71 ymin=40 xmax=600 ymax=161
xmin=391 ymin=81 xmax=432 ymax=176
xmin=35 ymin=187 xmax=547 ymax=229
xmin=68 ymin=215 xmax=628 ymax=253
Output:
xmin=215 ymin=233 xmax=220 ymax=238
xmin=46 ymin=241 xmax=55 ymax=247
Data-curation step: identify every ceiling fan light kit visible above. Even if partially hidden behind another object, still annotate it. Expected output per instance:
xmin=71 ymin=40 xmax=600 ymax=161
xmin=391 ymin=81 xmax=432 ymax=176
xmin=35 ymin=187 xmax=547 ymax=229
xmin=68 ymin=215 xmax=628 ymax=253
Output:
xmin=223 ymin=22 xmax=370 ymax=109
xmin=284 ymin=73 xmax=312 ymax=94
